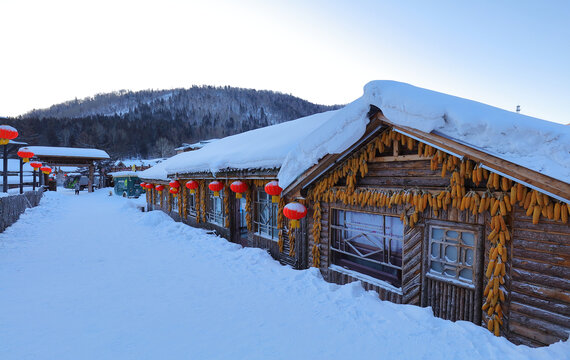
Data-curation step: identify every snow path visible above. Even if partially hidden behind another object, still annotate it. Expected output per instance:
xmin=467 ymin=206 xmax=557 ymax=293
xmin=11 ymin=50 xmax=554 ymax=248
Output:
xmin=0 ymin=190 xmax=568 ymax=360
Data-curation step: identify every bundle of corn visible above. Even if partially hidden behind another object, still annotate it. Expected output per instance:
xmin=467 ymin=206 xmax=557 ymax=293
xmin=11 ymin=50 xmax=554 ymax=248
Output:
xmin=200 ymin=181 xmax=206 ymax=223
xmin=277 ymin=197 xmax=285 ymax=253
xmin=224 ymin=183 xmax=230 ymax=227
xmin=245 ymin=187 xmax=252 ymax=231
xmin=312 ymin=202 xmax=322 ymax=267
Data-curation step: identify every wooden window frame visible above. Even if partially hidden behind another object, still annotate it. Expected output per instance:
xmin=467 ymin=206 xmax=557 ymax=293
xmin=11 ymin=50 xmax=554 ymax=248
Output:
xmin=187 ymin=192 xmax=197 ymax=217
xmin=253 ymin=189 xmax=278 ymax=240
xmin=171 ymin=193 xmax=179 ymax=213
xmin=425 ymin=220 xmax=484 ymax=289
xmin=330 ymin=207 xmax=404 ymax=288
xmin=207 ymin=189 xmax=225 ymax=226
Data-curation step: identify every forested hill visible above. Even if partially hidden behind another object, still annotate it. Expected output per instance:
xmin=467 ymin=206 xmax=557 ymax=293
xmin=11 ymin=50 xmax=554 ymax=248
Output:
xmin=7 ymin=86 xmax=341 ymax=159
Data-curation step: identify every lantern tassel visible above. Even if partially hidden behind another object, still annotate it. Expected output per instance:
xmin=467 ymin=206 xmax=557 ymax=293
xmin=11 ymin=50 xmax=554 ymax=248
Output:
xmin=214 ymin=191 xmax=220 ymax=197
xmin=291 ymin=219 xmax=299 ymax=229
xmin=272 ymin=195 xmax=280 ymax=203
xmin=236 ymin=193 xmax=242 ymax=199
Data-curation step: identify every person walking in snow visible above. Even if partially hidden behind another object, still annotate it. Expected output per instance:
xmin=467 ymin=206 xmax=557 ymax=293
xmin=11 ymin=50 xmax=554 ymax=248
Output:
xmin=74 ymin=182 xmax=80 ymax=195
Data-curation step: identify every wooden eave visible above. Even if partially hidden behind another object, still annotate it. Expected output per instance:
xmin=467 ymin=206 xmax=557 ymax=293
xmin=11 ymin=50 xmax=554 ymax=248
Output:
xmin=169 ymin=168 xmax=279 ymax=181
xmin=283 ymin=108 xmax=570 ymax=203
xmin=35 ymin=156 xmax=105 ymax=167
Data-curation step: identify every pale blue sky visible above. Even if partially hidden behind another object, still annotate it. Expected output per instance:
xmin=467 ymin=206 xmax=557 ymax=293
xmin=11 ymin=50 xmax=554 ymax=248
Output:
xmin=1 ymin=0 xmax=568 ymax=124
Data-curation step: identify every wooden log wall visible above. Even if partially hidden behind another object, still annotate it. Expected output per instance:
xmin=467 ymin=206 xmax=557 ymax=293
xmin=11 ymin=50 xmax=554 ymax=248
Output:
xmin=508 ymin=206 xmax=570 ymax=347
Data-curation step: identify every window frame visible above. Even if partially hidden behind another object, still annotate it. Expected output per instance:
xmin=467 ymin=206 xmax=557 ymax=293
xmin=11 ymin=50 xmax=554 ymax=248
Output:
xmin=253 ymin=189 xmax=278 ymax=240
xmin=207 ymin=188 xmax=225 ymax=226
xmin=330 ymin=207 xmax=404 ymax=288
xmin=425 ymin=220 xmax=484 ymax=289
xmin=187 ymin=191 xmax=197 ymax=217
xmin=171 ymin=192 xmax=179 ymax=213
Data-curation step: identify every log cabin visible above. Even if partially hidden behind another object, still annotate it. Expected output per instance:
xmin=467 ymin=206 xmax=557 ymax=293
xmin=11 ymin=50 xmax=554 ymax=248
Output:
xmin=140 ymin=80 xmax=569 ymax=347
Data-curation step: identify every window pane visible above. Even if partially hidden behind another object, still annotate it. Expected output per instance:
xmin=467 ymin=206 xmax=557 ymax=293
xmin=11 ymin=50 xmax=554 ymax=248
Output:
xmin=430 ymin=261 xmax=443 ymax=273
xmin=445 ymin=245 xmax=458 ymax=262
xmin=459 ymin=268 xmax=473 ymax=281
xmin=432 ymin=228 xmax=445 ymax=240
xmin=462 ymin=232 xmax=475 ymax=246
xmin=465 ymin=248 xmax=474 ymax=266
xmin=431 ymin=242 xmax=440 ymax=258
xmin=447 ymin=230 xmax=459 ymax=239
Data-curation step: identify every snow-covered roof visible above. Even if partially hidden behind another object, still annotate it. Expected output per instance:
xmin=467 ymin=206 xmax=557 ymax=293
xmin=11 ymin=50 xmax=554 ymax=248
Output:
xmin=160 ymin=111 xmax=337 ymax=177
xmin=24 ymin=146 xmax=110 ymax=159
xmin=116 ymin=158 xmax=163 ymax=167
xmin=278 ymin=80 xmax=570 ymax=189
xmin=175 ymin=139 xmax=219 ymax=152
xmin=138 ymin=159 xmax=169 ymax=182
xmin=108 ymin=171 xmax=140 ymax=178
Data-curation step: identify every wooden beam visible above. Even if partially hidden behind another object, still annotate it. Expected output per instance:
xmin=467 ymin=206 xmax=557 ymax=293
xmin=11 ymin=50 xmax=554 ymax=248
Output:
xmin=370 ymin=154 xmax=424 ymax=163
xmin=378 ymin=115 xmax=570 ymax=202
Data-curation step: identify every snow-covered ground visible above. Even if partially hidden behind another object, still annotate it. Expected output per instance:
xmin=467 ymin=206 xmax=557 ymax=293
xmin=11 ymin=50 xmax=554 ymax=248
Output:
xmin=0 ymin=189 xmax=568 ymax=359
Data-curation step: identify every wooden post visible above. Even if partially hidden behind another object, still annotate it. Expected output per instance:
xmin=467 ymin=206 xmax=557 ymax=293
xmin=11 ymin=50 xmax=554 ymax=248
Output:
xmin=19 ymin=158 xmax=23 ymax=194
xmin=2 ymin=144 xmax=7 ymax=193
xmin=88 ymin=163 xmax=94 ymax=193
xmin=32 ymin=169 xmax=36 ymax=190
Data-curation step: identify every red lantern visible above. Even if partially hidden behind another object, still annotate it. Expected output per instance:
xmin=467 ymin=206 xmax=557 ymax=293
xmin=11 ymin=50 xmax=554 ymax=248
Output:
xmin=40 ymin=166 xmax=52 ymax=175
xmin=17 ymin=148 xmax=34 ymax=163
xmin=30 ymin=161 xmax=42 ymax=170
xmin=145 ymin=183 xmax=155 ymax=190
xmin=0 ymin=125 xmax=18 ymax=145
xmin=140 ymin=182 xmax=146 ymax=189
xmin=283 ymin=202 xmax=307 ymax=229
xmin=230 ymin=181 xmax=248 ymax=199
xmin=169 ymin=180 xmax=180 ymax=188
xmin=208 ymin=180 xmax=224 ymax=197
xmin=185 ymin=180 xmax=199 ymax=194
xmin=265 ymin=180 xmax=283 ymax=203
xmin=169 ymin=187 xmax=179 ymax=195
xmin=155 ymin=184 xmax=165 ymax=192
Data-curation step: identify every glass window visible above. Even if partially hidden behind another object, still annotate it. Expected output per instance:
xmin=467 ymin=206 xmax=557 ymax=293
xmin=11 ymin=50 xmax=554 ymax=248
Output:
xmin=331 ymin=209 xmax=403 ymax=287
xmin=187 ymin=192 xmax=197 ymax=217
xmin=172 ymin=193 xmax=179 ymax=213
xmin=254 ymin=190 xmax=278 ymax=240
xmin=207 ymin=189 xmax=225 ymax=226
xmin=429 ymin=226 xmax=476 ymax=285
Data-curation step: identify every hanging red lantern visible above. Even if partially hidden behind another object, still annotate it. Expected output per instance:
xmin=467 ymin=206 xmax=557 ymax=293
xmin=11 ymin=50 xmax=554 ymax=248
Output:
xmin=265 ymin=180 xmax=283 ymax=203
xmin=155 ymin=184 xmax=165 ymax=193
xmin=230 ymin=181 xmax=248 ymax=198
xmin=30 ymin=161 xmax=42 ymax=170
xmin=169 ymin=180 xmax=180 ymax=188
xmin=40 ymin=166 xmax=52 ymax=175
xmin=169 ymin=187 xmax=179 ymax=195
xmin=17 ymin=148 xmax=34 ymax=163
xmin=283 ymin=202 xmax=307 ymax=229
xmin=145 ymin=183 xmax=155 ymax=190
xmin=208 ymin=180 xmax=224 ymax=196
xmin=185 ymin=180 xmax=199 ymax=194
xmin=140 ymin=182 xmax=146 ymax=189
xmin=0 ymin=125 xmax=18 ymax=145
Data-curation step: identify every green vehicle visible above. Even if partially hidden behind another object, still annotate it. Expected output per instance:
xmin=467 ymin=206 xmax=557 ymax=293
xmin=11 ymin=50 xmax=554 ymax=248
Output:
xmin=110 ymin=171 xmax=145 ymax=198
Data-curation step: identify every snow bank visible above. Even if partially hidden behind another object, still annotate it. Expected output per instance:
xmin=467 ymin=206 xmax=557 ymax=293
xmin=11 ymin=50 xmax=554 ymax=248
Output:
xmin=278 ymin=81 xmax=570 ymax=189
xmin=0 ymin=190 xmax=568 ymax=359
xmin=24 ymin=146 xmax=110 ymax=159
xmin=164 ymin=110 xmax=337 ymax=176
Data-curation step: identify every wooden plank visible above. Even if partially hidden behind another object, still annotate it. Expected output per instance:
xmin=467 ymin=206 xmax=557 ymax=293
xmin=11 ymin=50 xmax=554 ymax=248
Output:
xmin=509 ymin=320 xmax=562 ymax=347
xmin=511 ymin=281 xmax=570 ymax=304
xmin=510 ymin=301 xmax=570 ymax=328
xmin=512 ymin=267 xmax=570 ymax=291
xmin=512 ymin=258 xmax=570 ymax=278
xmin=511 ymin=290 xmax=570 ymax=316
xmin=513 ymin=238 xmax=570 ymax=255
xmin=370 ymin=154 xmax=425 ymax=163
xmin=509 ymin=312 xmax=570 ymax=344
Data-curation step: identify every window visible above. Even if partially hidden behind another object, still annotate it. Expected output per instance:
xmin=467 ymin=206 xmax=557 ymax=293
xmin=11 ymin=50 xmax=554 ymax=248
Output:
xmin=254 ymin=189 xmax=278 ymax=240
xmin=428 ymin=226 xmax=476 ymax=285
xmin=207 ymin=189 xmax=224 ymax=226
xmin=187 ymin=192 xmax=197 ymax=217
xmin=331 ymin=209 xmax=403 ymax=287
xmin=172 ymin=193 xmax=179 ymax=213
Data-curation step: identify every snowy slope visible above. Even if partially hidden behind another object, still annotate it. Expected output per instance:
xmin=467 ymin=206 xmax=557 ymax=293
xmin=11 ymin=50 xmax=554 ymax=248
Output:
xmin=0 ymin=190 xmax=568 ymax=359
xmin=278 ymin=81 xmax=570 ymax=189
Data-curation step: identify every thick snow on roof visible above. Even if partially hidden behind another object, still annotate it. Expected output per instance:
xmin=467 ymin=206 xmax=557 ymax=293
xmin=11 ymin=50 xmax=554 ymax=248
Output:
xmin=163 ymin=111 xmax=337 ymax=177
xmin=138 ymin=160 xmax=168 ymax=181
xmin=24 ymin=146 xmax=110 ymax=159
xmin=278 ymin=81 xmax=570 ymax=189
xmin=108 ymin=171 xmax=140 ymax=178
